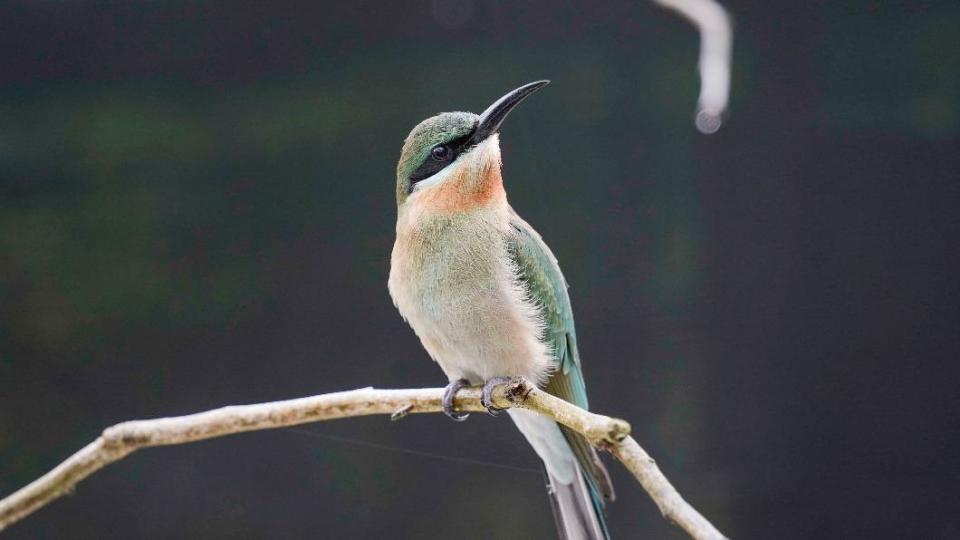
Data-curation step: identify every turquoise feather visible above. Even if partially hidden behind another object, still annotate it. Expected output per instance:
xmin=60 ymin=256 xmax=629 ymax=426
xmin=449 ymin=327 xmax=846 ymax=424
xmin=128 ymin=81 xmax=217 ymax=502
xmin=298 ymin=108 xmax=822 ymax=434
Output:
xmin=506 ymin=215 xmax=615 ymax=511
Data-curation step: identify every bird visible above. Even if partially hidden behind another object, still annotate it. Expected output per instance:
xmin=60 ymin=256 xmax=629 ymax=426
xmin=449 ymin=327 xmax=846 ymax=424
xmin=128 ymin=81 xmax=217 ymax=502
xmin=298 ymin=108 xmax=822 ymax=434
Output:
xmin=388 ymin=80 xmax=614 ymax=539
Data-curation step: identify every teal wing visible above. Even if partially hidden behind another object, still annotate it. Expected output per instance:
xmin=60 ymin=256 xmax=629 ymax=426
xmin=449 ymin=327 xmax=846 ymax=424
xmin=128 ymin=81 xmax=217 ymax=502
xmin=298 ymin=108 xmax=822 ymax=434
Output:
xmin=506 ymin=214 xmax=615 ymax=502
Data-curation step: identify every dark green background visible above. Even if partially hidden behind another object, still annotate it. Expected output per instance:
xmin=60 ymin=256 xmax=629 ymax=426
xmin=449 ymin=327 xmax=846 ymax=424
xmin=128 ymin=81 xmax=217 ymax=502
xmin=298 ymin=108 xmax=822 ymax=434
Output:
xmin=2 ymin=1 xmax=958 ymax=538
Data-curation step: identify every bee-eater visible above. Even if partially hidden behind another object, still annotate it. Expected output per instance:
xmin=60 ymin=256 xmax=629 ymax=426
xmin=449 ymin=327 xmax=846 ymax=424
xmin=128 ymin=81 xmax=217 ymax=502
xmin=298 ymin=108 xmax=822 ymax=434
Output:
xmin=389 ymin=81 xmax=614 ymax=539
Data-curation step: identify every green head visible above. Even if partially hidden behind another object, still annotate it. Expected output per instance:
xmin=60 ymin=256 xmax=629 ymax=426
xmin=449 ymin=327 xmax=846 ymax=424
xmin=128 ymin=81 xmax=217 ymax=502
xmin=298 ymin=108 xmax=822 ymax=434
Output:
xmin=395 ymin=80 xmax=550 ymax=205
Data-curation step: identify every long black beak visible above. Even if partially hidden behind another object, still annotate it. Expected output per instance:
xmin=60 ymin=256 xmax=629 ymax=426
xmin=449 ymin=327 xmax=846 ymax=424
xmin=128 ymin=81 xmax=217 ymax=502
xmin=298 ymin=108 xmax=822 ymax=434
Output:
xmin=467 ymin=80 xmax=550 ymax=147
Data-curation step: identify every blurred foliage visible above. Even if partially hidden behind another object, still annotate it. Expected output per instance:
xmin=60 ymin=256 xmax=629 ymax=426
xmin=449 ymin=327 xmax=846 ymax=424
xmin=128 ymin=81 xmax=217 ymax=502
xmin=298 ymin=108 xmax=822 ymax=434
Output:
xmin=820 ymin=5 xmax=960 ymax=139
xmin=0 ymin=37 xmax=711 ymax=363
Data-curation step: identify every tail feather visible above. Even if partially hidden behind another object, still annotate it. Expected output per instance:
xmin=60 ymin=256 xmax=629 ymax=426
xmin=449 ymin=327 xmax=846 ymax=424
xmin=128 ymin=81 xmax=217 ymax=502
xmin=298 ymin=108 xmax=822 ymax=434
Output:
xmin=545 ymin=464 xmax=611 ymax=540
xmin=508 ymin=409 xmax=611 ymax=539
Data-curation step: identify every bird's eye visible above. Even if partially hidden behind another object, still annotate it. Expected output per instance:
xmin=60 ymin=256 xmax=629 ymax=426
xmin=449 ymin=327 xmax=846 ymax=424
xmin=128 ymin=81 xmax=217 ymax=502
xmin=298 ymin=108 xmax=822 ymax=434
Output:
xmin=431 ymin=145 xmax=450 ymax=160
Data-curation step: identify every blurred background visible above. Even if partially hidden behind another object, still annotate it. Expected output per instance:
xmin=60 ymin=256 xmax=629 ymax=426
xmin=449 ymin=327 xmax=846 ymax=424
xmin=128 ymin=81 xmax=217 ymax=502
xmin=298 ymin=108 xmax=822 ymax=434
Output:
xmin=1 ymin=1 xmax=958 ymax=538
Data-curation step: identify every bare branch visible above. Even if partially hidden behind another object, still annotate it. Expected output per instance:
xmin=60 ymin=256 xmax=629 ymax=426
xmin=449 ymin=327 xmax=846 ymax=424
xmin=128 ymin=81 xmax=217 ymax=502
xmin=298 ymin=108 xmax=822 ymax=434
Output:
xmin=609 ymin=437 xmax=725 ymax=538
xmin=652 ymin=0 xmax=733 ymax=133
xmin=0 ymin=379 xmax=726 ymax=540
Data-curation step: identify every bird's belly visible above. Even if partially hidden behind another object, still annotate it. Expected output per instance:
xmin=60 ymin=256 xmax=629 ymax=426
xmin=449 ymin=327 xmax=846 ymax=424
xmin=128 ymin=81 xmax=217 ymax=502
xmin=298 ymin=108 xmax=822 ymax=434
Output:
xmin=389 ymin=227 xmax=551 ymax=384
xmin=411 ymin=287 xmax=542 ymax=384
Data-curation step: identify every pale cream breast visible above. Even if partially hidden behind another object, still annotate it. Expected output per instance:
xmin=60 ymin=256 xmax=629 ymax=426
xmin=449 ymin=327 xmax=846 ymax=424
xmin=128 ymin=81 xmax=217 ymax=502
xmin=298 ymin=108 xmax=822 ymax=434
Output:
xmin=388 ymin=198 xmax=552 ymax=385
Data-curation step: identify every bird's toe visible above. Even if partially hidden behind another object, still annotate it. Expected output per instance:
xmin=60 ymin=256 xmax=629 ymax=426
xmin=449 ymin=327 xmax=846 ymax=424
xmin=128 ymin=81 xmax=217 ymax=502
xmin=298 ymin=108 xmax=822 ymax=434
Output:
xmin=442 ymin=379 xmax=471 ymax=422
xmin=481 ymin=376 xmax=514 ymax=416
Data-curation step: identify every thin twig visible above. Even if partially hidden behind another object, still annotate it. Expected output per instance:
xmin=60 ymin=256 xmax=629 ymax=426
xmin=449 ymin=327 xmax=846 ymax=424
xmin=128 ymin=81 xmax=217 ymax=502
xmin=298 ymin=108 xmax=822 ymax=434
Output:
xmin=0 ymin=379 xmax=727 ymax=540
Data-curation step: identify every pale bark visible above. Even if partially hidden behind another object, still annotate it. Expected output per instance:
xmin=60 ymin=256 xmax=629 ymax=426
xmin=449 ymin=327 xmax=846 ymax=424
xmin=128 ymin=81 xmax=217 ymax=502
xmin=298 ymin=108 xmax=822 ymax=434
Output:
xmin=0 ymin=379 xmax=727 ymax=540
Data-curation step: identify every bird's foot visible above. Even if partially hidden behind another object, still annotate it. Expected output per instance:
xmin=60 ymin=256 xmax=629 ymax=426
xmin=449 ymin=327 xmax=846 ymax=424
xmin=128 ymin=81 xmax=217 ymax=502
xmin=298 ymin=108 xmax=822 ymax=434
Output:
xmin=442 ymin=379 xmax=471 ymax=422
xmin=481 ymin=376 xmax=515 ymax=416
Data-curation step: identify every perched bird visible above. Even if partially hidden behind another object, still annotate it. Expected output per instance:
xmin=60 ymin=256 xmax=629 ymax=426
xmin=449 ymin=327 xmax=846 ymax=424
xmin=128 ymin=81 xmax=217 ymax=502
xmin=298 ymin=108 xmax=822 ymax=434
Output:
xmin=389 ymin=81 xmax=614 ymax=539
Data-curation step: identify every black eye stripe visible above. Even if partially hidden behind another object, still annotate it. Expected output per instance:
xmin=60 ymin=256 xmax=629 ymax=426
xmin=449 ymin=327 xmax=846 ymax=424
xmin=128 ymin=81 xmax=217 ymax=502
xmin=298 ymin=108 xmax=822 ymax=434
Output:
xmin=408 ymin=129 xmax=476 ymax=188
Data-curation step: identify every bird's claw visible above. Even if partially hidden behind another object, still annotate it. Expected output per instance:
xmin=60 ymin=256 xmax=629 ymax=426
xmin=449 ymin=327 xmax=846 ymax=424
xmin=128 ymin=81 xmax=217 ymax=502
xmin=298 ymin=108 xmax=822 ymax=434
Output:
xmin=442 ymin=379 xmax=471 ymax=421
xmin=481 ymin=376 xmax=514 ymax=416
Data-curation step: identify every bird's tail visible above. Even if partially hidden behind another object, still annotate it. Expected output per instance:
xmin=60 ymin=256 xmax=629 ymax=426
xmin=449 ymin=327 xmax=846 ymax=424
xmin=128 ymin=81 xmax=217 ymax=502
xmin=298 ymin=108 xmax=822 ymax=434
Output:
xmin=545 ymin=463 xmax=611 ymax=540
xmin=508 ymin=409 xmax=611 ymax=540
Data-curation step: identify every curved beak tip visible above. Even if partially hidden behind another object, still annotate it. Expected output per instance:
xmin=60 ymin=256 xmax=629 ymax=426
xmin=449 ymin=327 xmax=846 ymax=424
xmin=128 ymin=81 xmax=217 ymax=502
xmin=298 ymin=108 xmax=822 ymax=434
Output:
xmin=470 ymin=80 xmax=551 ymax=144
